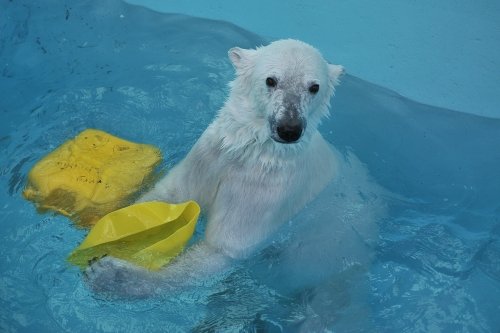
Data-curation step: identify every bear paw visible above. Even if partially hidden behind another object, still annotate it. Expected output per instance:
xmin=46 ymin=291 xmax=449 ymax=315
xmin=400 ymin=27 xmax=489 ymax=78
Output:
xmin=84 ymin=256 xmax=157 ymax=298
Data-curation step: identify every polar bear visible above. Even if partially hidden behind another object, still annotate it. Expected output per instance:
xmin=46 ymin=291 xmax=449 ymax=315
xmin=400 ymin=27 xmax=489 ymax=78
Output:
xmin=86 ymin=39 xmax=345 ymax=297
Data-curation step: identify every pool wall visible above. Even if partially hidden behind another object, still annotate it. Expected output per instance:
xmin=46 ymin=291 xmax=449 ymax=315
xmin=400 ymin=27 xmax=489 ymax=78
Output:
xmin=126 ymin=0 xmax=500 ymax=119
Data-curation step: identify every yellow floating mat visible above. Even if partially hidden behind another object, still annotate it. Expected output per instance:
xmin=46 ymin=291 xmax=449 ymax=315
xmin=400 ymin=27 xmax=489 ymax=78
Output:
xmin=68 ymin=201 xmax=200 ymax=271
xmin=23 ymin=129 xmax=162 ymax=227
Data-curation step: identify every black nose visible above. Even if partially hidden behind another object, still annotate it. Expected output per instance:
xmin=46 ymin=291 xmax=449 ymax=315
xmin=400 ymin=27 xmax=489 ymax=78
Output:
xmin=277 ymin=120 xmax=303 ymax=143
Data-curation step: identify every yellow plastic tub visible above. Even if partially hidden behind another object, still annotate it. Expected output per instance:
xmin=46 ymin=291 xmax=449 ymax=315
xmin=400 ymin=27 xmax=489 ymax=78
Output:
xmin=68 ymin=201 xmax=200 ymax=271
xmin=23 ymin=129 xmax=162 ymax=227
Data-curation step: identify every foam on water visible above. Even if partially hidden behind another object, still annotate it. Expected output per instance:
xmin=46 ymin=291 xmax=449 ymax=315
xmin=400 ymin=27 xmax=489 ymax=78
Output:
xmin=1 ymin=1 xmax=499 ymax=332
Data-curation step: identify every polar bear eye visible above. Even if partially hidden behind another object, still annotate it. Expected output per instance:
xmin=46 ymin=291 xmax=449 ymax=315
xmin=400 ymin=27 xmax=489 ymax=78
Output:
xmin=309 ymin=84 xmax=320 ymax=94
xmin=265 ymin=77 xmax=277 ymax=88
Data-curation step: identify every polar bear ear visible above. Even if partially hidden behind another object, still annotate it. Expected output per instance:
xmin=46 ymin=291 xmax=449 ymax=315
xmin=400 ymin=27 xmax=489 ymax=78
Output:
xmin=228 ymin=47 xmax=256 ymax=74
xmin=328 ymin=64 xmax=345 ymax=86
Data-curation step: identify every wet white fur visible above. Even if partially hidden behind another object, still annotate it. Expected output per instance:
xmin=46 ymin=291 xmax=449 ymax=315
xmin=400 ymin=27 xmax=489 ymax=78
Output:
xmin=86 ymin=39 xmax=344 ymax=297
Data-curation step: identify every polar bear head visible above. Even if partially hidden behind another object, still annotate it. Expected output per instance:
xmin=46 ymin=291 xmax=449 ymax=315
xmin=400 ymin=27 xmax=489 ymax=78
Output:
xmin=228 ymin=39 xmax=343 ymax=145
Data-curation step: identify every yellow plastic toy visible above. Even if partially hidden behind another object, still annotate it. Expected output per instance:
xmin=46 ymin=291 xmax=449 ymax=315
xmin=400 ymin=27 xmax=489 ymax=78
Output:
xmin=68 ymin=201 xmax=200 ymax=271
xmin=23 ymin=129 xmax=162 ymax=227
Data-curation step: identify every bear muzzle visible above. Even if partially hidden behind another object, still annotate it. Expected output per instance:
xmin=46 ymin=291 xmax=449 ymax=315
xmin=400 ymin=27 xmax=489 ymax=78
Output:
xmin=271 ymin=114 xmax=306 ymax=144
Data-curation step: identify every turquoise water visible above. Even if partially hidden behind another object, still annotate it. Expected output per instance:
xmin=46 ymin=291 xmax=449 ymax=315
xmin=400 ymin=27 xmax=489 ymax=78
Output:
xmin=127 ymin=0 xmax=500 ymax=119
xmin=1 ymin=1 xmax=500 ymax=332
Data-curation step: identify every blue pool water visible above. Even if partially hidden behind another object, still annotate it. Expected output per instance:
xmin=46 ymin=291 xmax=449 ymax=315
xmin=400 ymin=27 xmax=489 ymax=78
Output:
xmin=127 ymin=0 xmax=500 ymax=119
xmin=1 ymin=1 xmax=500 ymax=332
